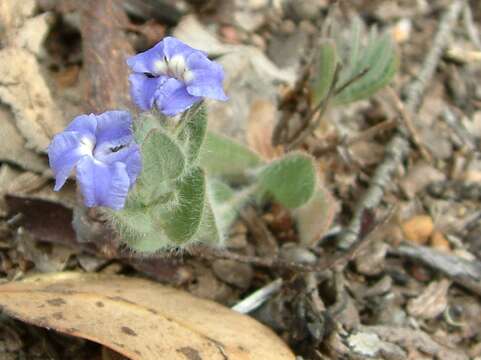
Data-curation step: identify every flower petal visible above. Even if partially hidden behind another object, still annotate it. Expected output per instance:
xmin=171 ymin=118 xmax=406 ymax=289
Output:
xmin=76 ymin=157 xmax=130 ymax=210
xmin=48 ymin=131 xmax=92 ymax=191
xmin=65 ymin=114 xmax=97 ymax=136
xmin=154 ymin=78 xmax=201 ymax=116
xmin=124 ymin=144 xmax=142 ymax=186
xmin=128 ymin=74 xmax=164 ymax=111
xmin=162 ymin=36 xmax=201 ymax=59
xmin=95 ymin=143 xmax=142 ymax=186
xmin=126 ymin=41 xmax=165 ymax=74
xmin=186 ymin=69 xmax=228 ymax=100
xmin=95 ymin=110 xmax=133 ymax=145
xmin=185 ymin=52 xmax=228 ymax=100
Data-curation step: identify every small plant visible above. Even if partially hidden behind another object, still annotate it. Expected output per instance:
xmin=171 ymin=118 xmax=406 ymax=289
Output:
xmin=48 ymin=25 xmax=397 ymax=252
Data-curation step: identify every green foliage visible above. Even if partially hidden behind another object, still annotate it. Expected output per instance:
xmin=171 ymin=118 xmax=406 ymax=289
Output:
xmin=111 ymin=99 xmax=335 ymax=252
xmin=333 ymin=18 xmax=398 ymax=104
xmin=199 ymin=132 xmax=263 ymax=180
xmin=156 ymin=167 xmax=206 ymax=244
xmin=137 ymin=129 xmax=185 ymax=204
xmin=257 ymin=152 xmax=317 ymax=209
xmin=309 ymin=39 xmax=338 ymax=106
xmin=177 ymin=103 xmax=208 ymax=164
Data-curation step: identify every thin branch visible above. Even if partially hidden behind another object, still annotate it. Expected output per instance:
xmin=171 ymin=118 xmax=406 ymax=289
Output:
xmin=392 ymin=244 xmax=481 ymax=297
xmin=333 ymin=67 xmax=370 ymax=97
xmin=338 ymin=0 xmax=466 ymax=249
xmin=231 ymin=278 xmax=283 ymax=313
xmin=386 ymin=87 xmax=432 ymax=162
xmin=311 ymin=118 xmax=397 ymax=157
xmin=285 ymin=65 xmax=342 ymax=150
xmin=462 ymin=3 xmax=481 ymax=49
xmin=186 ymin=231 xmax=372 ymax=273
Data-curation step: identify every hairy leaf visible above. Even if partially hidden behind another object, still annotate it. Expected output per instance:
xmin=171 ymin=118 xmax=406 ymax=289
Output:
xmin=156 ymin=167 xmax=206 ymax=244
xmin=199 ymin=132 xmax=263 ymax=179
xmin=257 ymin=152 xmax=317 ymax=209
xmin=138 ymin=129 xmax=185 ymax=203
xmin=177 ymin=103 xmax=208 ymax=164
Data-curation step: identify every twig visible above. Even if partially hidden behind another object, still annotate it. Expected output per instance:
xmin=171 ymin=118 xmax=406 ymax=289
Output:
xmin=272 ymin=61 xmax=314 ymax=146
xmin=392 ymin=244 xmax=481 ymax=297
xmin=187 ymin=231 xmax=372 ymax=273
xmin=311 ymin=118 xmax=397 ymax=157
xmin=333 ymin=68 xmax=370 ymax=97
xmin=441 ymin=106 xmax=477 ymax=151
xmin=338 ymin=0 xmax=466 ymax=249
xmin=462 ymin=3 xmax=481 ymax=49
xmin=285 ymin=65 xmax=342 ymax=151
xmin=386 ymin=87 xmax=432 ymax=162
xmin=231 ymin=278 xmax=283 ymax=314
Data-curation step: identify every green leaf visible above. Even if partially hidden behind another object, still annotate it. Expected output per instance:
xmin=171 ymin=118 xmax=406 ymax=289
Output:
xmin=199 ymin=132 xmax=263 ymax=179
xmin=333 ymin=20 xmax=398 ymax=105
xmin=133 ymin=113 xmax=163 ymax=144
xmin=156 ymin=167 xmax=206 ymax=244
xmin=309 ymin=40 xmax=338 ymax=106
xmin=138 ymin=129 xmax=185 ymax=203
xmin=194 ymin=197 xmax=223 ymax=246
xmin=206 ymin=178 xmax=255 ymax=232
xmin=127 ymin=231 xmax=172 ymax=253
xmin=110 ymin=207 xmax=170 ymax=252
xmin=176 ymin=103 xmax=208 ymax=164
xmin=257 ymin=152 xmax=317 ymax=209
xmin=111 ymin=207 xmax=153 ymax=236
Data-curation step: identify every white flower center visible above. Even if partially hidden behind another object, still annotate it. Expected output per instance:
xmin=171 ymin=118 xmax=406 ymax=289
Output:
xmin=152 ymin=55 xmax=194 ymax=83
xmin=79 ymin=137 xmax=95 ymax=156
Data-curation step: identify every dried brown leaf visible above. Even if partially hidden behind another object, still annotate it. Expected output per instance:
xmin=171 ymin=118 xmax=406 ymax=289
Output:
xmin=246 ymin=100 xmax=283 ymax=160
xmin=0 ymin=107 xmax=48 ymax=172
xmin=294 ymin=186 xmax=338 ymax=246
xmin=0 ymin=48 xmax=66 ymax=152
xmin=407 ymin=279 xmax=451 ymax=319
xmin=0 ymin=272 xmax=295 ymax=360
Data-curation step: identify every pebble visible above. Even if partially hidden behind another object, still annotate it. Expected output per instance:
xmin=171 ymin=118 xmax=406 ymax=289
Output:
xmin=279 ymin=243 xmax=317 ymax=264
xmin=212 ymin=259 xmax=254 ymax=289
xmin=430 ymin=230 xmax=450 ymax=252
xmin=401 ymin=215 xmax=434 ymax=245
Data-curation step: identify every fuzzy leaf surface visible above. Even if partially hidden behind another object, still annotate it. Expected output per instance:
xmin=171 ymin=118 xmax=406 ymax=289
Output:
xmin=138 ymin=129 xmax=185 ymax=203
xmin=157 ymin=167 xmax=206 ymax=244
xmin=199 ymin=132 xmax=263 ymax=179
xmin=257 ymin=152 xmax=316 ymax=209
xmin=177 ymin=103 xmax=208 ymax=164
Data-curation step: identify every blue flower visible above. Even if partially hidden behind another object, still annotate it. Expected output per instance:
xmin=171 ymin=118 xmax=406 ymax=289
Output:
xmin=127 ymin=36 xmax=228 ymax=116
xmin=48 ymin=111 xmax=142 ymax=210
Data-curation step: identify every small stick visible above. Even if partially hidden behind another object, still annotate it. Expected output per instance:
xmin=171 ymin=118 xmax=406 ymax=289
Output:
xmin=231 ymin=278 xmax=283 ymax=314
xmin=338 ymin=0 xmax=466 ymax=249
xmin=386 ymin=87 xmax=432 ymax=162
xmin=392 ymin=244 xmax=481 ymax=297
xmin=311 ymin=118 xmax=397 ymax=157
xmin=187 ymin=231 xmax=372 ymax=273
xmin=462 ymin=3 xmax=481 ymax=49
xmin=285 ymin=65 xmax=342 ymax=150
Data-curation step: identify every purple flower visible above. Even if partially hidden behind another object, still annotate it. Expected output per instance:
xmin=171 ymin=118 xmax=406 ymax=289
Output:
xmin=127 ymin=36 xmax=228 ymax=116
xmin=48 ymin=111 xmax=142 ymax=210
